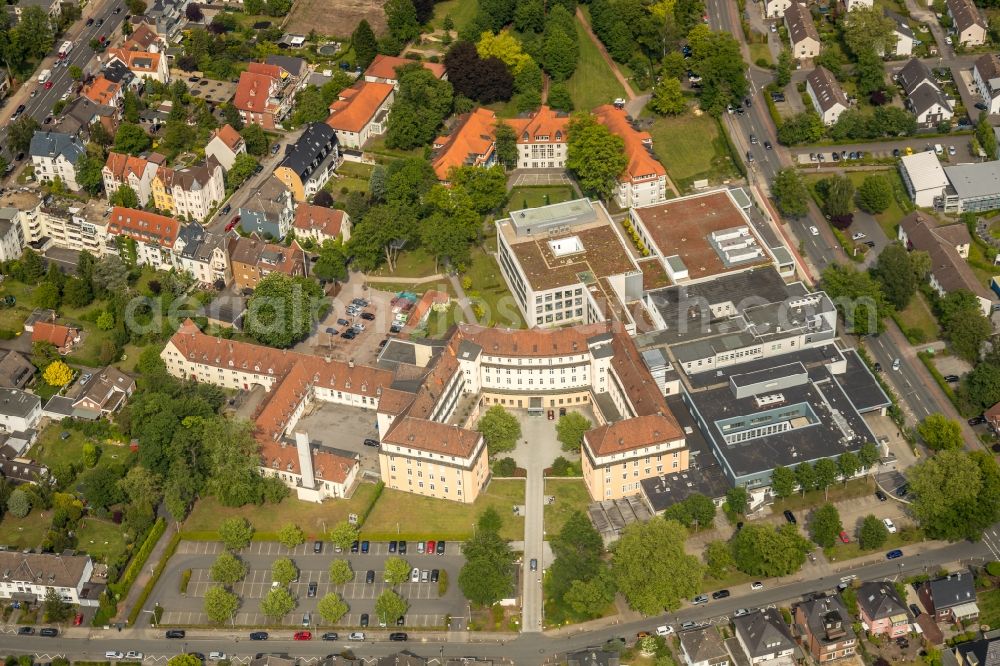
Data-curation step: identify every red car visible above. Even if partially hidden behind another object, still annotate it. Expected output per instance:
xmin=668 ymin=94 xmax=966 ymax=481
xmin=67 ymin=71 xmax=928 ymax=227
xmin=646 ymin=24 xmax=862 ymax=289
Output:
xmin=225 ymin=216 xmax=240 ymax=232
xmin=426 ymin=540 xmax=435 ymax=554
xmin=293 ymin=631 xmax=312 ymax=641
xmin=44 ymin=80 xmax=53 ymax=90
xmin=839 ymin=531 xmax=850 ymax=544
xmin=73 ymin=613 xmax=83 ymax=626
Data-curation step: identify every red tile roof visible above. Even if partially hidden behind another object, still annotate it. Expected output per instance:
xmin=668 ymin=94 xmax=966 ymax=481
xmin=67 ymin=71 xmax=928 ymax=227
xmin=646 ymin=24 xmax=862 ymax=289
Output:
xmin=248 ymin=61 xmax=283 ymax=79
xmin=107 ymin=207 xmax=180 ymax=248
xmin=382 ymin=417 xmax=482 ymax=458
xmin=364 ymin=55 xmax=446 ymax=81
xmin=234 ymin=71 xmax=277 ymax=114
xmin=293 ymin=204 xmax=346 ymax=239
xmin=104 ymin=152 xmax=154 ymax=181
xmin=585 ymin=413 xmax=685 ymax=456
xmin=326 ymin=81 xmax=393 ymax=134
xmin=81 ymin=76 xmax=121 ymax=105
xmin=212 ymin=124 xmax=243 ymax=152
xmin=432 ymin=107 xmax=498 ymax=180
xmin=506 ymin=105 xmax=569 ymax=145
xmin=594 ymin=105 xmax=666 ymax=182
xmin=456 ymin=322 xmax=610 ymax=357
xmin=31 ymin=322 xmax=74 ymax=348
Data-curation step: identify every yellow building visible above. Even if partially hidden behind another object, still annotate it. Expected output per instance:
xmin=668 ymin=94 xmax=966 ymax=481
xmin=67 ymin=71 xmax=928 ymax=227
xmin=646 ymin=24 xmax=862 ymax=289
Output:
xmin=582 ymin=414 xmax=688 ymax=500
xmin=150 ymin=168 xmax=176 ymax=215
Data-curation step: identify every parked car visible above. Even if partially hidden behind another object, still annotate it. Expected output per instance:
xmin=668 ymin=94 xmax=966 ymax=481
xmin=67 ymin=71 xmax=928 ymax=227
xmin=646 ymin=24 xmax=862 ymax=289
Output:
xmin=751 ymin=581 xmax=764 ymax=590
xmin=313 ymin=540 xmax=322 ymax=553
xmin=852 ymin=232 xmax=866 ymax=240
xmin=349 ymin=632 xmax=365 ymax=641
xmin=39 ymin=628 xmax=57 ymax=637
xmin=389 ymin=632 xmax=408 ymax=642
xmin=883 ymin=518 xmax=897 ymax=533
xmin=876 ymin=490 xmax=888 ymax=502
xmin=656 ymin=625 xmax=674 ymax=636
xmin=680 ymin=621 xmax=698 ymax=630
xmin=886 ymin=549 xmax=903 ymax=559
xmin=691 ymin=595 xmax=709 ymax=605
xmin=350 ymin=540 xmax=359 ymax=553
xmin=733 ymin=608 xmax=750 ymax=617
xmin=363 ymin=438 xmax=379 ymax=447
xmin=712 ymin=589 xmax=731 ymax=600
xmin=249 ymin=631 xmax=269 ymax=640
xmin=360 ymin=614 xmax=369 ymax=627
xmin=437 ymin=540 xmax=445 ymax=554
xmin=427 ymin=540 xmax=435 ymax=553
xmin=293 ymin=631 xmax=311 ymax=641
xmin=398 ymin=540 xmax=407 ymax=554
xmin=389 ymin=540 xmax=398 ymax=553
xmin=166 ymin=630 xmax=186 ymax=638
xmin=530 ymin=558 xmax=538 ymax=571
xmin=431 ymin=569 xmax=440 ymax=582
xmin=943 ymin=374 xmax=959 ymax=383
xmin=361 ymin=540 xmax=370 ymax=553
xmin=969 ymin=415 xmax=987 ymax=426
xmin=411 ymin=567 xmax=420 ymax=582
xmin=809 ymin=226 xmax=819 ymax=236
xmin=125 ymin=653 xmax=143 ymax=660
xmin=783 ymin=509 xmax=797 ymax=524
xmin=547 ymin=409 xmax=554 ymax=420
xmin=308 ymin=582 xmax=317 ymax=597
xmin=839 ymin=530 xmax=850 ymax=543
xmin=366 ymin=570 xmax=375 ymax=584
xmin=18 ymin=627 xmax=34 ymax=635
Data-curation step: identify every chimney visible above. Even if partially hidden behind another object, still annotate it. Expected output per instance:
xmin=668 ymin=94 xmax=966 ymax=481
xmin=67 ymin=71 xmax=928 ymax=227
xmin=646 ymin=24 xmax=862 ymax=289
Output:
xmin=295 ymin=431 xmax=315 ymax=489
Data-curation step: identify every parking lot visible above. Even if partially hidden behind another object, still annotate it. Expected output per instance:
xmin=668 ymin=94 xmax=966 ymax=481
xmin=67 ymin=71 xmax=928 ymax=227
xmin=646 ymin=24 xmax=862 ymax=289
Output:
xmin=150 ymin=539 xmax=468 ymax=630
xmin=294 ymin=402 xmax=379 ymax=476
xmin=792 ymin=140 xmax=978 ymax=165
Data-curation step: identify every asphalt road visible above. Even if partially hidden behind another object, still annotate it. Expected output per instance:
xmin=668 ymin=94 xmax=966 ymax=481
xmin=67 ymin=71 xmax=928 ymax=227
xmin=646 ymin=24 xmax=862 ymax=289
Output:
xmin=0 ymin=537 xmax=987 ymax=663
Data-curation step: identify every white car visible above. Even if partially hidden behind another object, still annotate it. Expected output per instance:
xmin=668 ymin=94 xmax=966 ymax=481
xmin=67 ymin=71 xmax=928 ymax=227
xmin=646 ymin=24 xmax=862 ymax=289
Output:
xmin=734 ymin=608 xmax=751 ymax=617
xmin=945 ymin=35 xmax=953 ymax=45
xmin=410 ymin=567 xmax=420 ymax=583
xmin=124 ymin=653 xmax=143 ymax=660
xmin=751 ymin=581 xmax=764 ymax=590
xmin=656 ymin=625 xmax=674 ymax=636
xmin=949 ymin=145 xmax=957 ymax=156
xmin=105 ymin=653 xmax=124 ymax=661
xmin=892 ymin=358 xmax=901 ymax=371
xmin=349 ymin=632 xmax=365 ymax=641
xmin=852 ymin=232 xmax=866 ymax=240
xmin=883 ymin=517 xmax=897 ymax=534
xmin=809 ymin=226 xmax=819 ymax=236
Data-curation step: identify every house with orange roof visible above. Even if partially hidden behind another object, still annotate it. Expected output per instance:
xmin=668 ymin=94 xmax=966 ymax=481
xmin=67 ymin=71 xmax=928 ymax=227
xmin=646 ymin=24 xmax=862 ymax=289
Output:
xmin=80 ymin=76 xmax=124 ymax=107
xmin=506 ymin=105 xmax=570 ymax=170
xmin=102 ymin=152 xmax=160 ymax=206
xmin=292 ymin=204 xmax=350 ymax=245
xmin=233 ymin=62 xmax=303 ymax=129
xmin=363 ymin=55 xmax=447 ymax=90
xmin=431 ymin=107 xmax=498 ymax=182
xmin=594 ymin=105 xmax=668 ymax=209
xmin=205 ymin=124 xmax=246 ymax=171
xmin=106 ymin=48 xmax=169 ymax=84
xmin=106 ymin=207 xmax=180 ymax=269
xmin=31 ymin=321 xmax=80 ymax=355
xmin=325 ymin=81 xmax=394 ymax=150
xmin=227 ymin=234 xmax=307 ymax=291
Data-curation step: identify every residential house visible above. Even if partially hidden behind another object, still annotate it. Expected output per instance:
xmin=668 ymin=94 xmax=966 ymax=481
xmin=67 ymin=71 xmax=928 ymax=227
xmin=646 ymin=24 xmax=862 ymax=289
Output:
xmin=955 ymin=629 xmax=1000 ymax=665
xmin=143 ymin=0 xmax=188 ymax=41
xmin=363 ymin=55 xmax=447 ymax=89
xmin=233 ymin=62 xmax=300 ymax=129
xmin=0 ymin=208 xmax=24 ymax=263
xmin=325 ymin=81 xmax=394 ymax=150
xmin=907 ymin=82 xmax=953 ymax=128
xmin=102 ymin=152 xmax=161 ymax=207
xmin=897 ymin=58 xmax=935 ymax=95
xmin=432 ymin=107 xmax=498 ymax=182
xmin=80 ymin=75 xmax=124 ymax=107
xmin=506 ymin=105 xmax=570 ymax=170
xmin=31 ymin=195 xmax=112 ymax=256
xmin=124 ymin=24 xmax=165 ymax=52
xmin=946 ymin=0 xmax=986 ymax=46
xmin=0 ymin=352 xmax=34 ymax=390
xmin=0 ymin=388 xmax=41 ymax=433
xmin=732 ymin=608 xmax=797 ymax=665
xmin=763 ymin=0 xmax=791 ymax=19
xmin=897 ymin=211 xmax=994 ymax=317
xmin=918 ymin=570 xmax=980 ymax=624
xmin=794 ymin=595 xmax=857 ymax=662
xmin=205 ymin=124 xmax=246 ymax=171
xmin=106 ymin=207 xmax=180 ymax=270
xmin=292 ymin=204 xmax=350 ymax=245
xmin=986 ymin=400 xmax=1000 ymax=431
xmin=265 ymin=55 xmax=308 ymax=79
xmin=884 ymin=9 xmax=915 ymax=56
xmin=227 ymin=234 xmax=306 ymax=291
xmin=12 ymin=0 xmax=60 ymax=21
xmin=594 ymin=105 xmax=668 ymax=208
xmin=973 ymin=54 xmax=1000 ymax=115
xmin=58 ymin=97 xmax=117 ymax=140
xmin=72 ymin=367 xmax=136 ymax=418
xmin=0 ymin=69 xmax=10 ymax=99
xmin=0 ymin=551 xmax=99 ymax=606
xmin=678 ymin=626 xmax=731 ymax=666
xmin=806 ymin=67 xmax=849 ymax=125
xmin=173 ymin=222 xmax=230 ymax=286
xmin=106 ymin=48 xmax=169 ymax=84
xmin=566 ymin=650 xmax=620 ymax=666
xmin=856 ymin=582 xmax=912 ymax=638
xmin=31 ymin=321 xmax=80 ymax=355
xmin=273 ymin=122 xmax=341 ymax=202
xmin=23 ymin=310 xmax=55 ymax=333
xmin=29 ymin=131 xmax=86 ymax=191
xmin=238 ymin=177 xmax=295 ymax=239
xmin=151 ymin=158 xmax=226 ymax=221
xmin=785 ymin=3 xmax=821 ymax=59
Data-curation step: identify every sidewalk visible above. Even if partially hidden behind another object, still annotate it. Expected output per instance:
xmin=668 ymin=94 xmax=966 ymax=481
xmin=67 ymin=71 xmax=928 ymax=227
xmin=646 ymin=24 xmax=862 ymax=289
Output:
xmin=113 ymin=522 xmax=178 ymax=626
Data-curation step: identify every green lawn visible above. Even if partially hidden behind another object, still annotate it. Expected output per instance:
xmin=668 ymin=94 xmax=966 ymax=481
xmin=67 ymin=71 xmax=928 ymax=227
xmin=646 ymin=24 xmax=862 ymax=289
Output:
xmin=894 ymin=291 xmax=940 ymax=342
xmin=749 ymin=42 xmax=773 ymax=65
xmin=422 ymin=302 xmax=463 ymax=338
xmin=361 ymin=479 xmax=525 ymax=541
xmin=76 ymin=517 xmax=127 ymax=563
xmin=844 ymin=171 xmax=911 ymax=239
xmin=978 ymin=585 xmax=1000 ymax=628
xmin=329 ymin=162 xmax=374 ymax=196
xmin=431 ymin=0 xmax=479 ymax=31
xmin=363 ymin=134 xmax=425 ymax=163
xmin=183 ymin=483 xmax=382 ymax=537
xmin=543 ymin=479 xmax=591 ymax=536
xmin=505 ymin=186 xmax=576 ymax=214
xmin=771 ymin=478 xmax=875 ymax=513
xmin=464 ymin=244 xmax=525 ymax=328
xmin=564 ymin=16 xmax=627 ymax=112
xmin=368 ymin=280 xmax=456 ymax=297
xmin=647 ymin=113 xmax=741 ymax=191
xmin=823 ymin=527 xmax=924 ymax=563
xmin=368 ymin=247 xmax=441 ymax=280
xmin=0 ymin=511 xmax=52 ymax=550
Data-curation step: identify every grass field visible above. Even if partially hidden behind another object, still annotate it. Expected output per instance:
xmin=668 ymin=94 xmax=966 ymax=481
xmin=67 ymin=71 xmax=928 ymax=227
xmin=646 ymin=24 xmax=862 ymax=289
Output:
xmin=464 ymin=244 xmax=525 ymax=328
xmin=183 ymin=483 xmax=382 ymax=537
xmin=368 ymin=247 xmax=441 ymax=280
xmin=978 ymin=585 xmax=1000 ymax=628
xmin=564 ymin=17 xmax=627 ymax=112
xmin=330 ymin=162 xmax=373 ymax=196
xmin=505 ymin=186 xmax=576 ymax=214
xmin=748 ymin=42 xmax=773 ymax=65
xmin=844 ymin=171 xmax=911 ymax=238
xmin=29 ymin=425 xmax=129 ymax=470
xmin=0 ymin=511 xmax=52 ymax=550
xmin=543 ymin=479 xmax=591 ymax=536
xmin=76 ymin=518 xmax=127 ymax=563
xmin=432 ymin=0 xmax=479 ymax=31
xmin=647 ymin=113 xmax=741 ymax=190
xmin=362 ymin=480 xmax=526 ymax=541
xmin=364 ymin=134 xmax=426 ymax=163
xmin=894 ymin=291 xmax=939 ymax=342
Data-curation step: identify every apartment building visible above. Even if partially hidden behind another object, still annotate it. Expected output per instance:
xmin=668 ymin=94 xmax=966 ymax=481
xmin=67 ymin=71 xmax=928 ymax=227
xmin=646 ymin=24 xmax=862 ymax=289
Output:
xmin=205 ymin=124 xmax=246 ymax=171
xmin=794 ymin=595 xmax=857 ymax=662
xmin=32 ymin=197 xmax=110 ymax=256
xmin=593 ymin=105 xmax=668 ymax=209
xmin=0 ymin=209 xmax=24 ymax=263
xmin=227 ymin=235 xmax=306 ymax=291
xmin=292 ymin=204 xmax=350 ymax=245
xmin=29 ymin=132 xmax=86 ymax=191
xmin=106 ymin=207 xmax=180 ymax=269
xmin=0 ymin=388 xmax=41 ymax=433
xmin=325 ymin=81 xmax=394 ymax=150
xmin=173 ymin=222 xmax=230 ymax=286
xmin=785 ymin=3 xmax=821 ymax=59
xmin=974 ymin=54 xmax=1000 ymax=115
xmin=0 ymin=552 xmax=98 ymax=606
xmin=273 ymin=123 xmax=341 ymax=202
xmin=151 ymin=158 xmax=225 ymax=221
xmin=238 ymin=177 xmax=295 ymax=239
xmin=506 ymin=105 xmax=570 ymax=170
xmin=233 ymin=62 xmax=302 ymax=129
xmin=432 ymin=108 xmax=498 ymax=182
xmin=102 ymin=152 xmax=161 ymax=207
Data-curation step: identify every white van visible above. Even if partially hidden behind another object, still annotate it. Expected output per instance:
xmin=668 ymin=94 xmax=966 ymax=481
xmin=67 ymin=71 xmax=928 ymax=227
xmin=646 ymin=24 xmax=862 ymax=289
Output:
xmin=38 ymin=69 xmax=52 ymax=84
xmin=934 ymin=144 xmax=943 ymax=155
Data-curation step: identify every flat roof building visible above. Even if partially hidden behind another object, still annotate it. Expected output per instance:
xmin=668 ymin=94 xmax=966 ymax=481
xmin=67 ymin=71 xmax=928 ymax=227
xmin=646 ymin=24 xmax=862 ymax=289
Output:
xmin=942 ymin=161 xmax=1000 ymax=214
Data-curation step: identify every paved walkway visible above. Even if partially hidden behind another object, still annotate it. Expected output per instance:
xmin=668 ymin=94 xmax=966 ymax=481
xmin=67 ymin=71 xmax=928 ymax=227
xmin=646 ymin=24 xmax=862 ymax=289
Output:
xmin=574 ymin=7 xmax=637 ymax=100
xmin=114 ymin=521 xmax=178 ymax=626
xmin=365 ymin=274 xmax=445 ymax=284
xmin=448 ymin=273 xmax=477 ymax=323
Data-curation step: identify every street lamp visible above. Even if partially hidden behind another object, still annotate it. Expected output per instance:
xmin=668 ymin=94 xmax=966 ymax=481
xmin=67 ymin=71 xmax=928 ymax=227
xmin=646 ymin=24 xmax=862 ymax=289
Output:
xmin=140 ymin=608 xmax=157 ymax=627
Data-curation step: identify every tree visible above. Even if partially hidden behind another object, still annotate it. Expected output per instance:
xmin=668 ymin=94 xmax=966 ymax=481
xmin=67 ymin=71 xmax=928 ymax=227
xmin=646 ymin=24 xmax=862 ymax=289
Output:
xmin=494 ymin=121 xmax=518 ymax=170
xmin=703 ymin=540 xmax=735 ymax=579
xmin=688 ymin=28 xmax=747 ymax=115
xmin=838 ymin=452 xmax=860 ymax=483
xmin=109 ymin=185 xmax=140 ymax=209
xmin=938 ymin=290 xmax=991 ymax=362
xmin=818 ymin=174 xmax=855 ymax=218
xmin=821 ymin=264 xmax=889 ymax=336
xmin=547 ymin=511 xmax=607 ymax=614
xmin=385 ymin=65 xmax=454 ymax=150
xmin=329 ymin=520 xmax=359 ymax=551
xmin=611 ymin=519 xmax=704 ymax=614
xmin=770 ymin=465 xmax=796 ymax=498
xmin=858 ymin=441 xmax=879 ymax=470
xmin=859 ymin=514 xmax=889 ymax=550
xmin=375 ymin=589 xmax=409 ymax=625
xmin=113 ymin=123 xmax=152 ymax=155
xmin=167 ymin=656 xmax=203 ymax=666
xmin=291 ymin=86 xmax=329 ymax=126
xmin=211 ymin=552 xmax=247 ymax=585
xmin=857 ymin=174 xmax=892 ymax=214
xmin=204 ymin=585 xmax=239 ymax=623
xmin=75 ymin=153 xmax=105 ymax=195
xmin=965 ymin=361 xmax=1000 ymax=411
xmin=459 ymin=529 xmax=516 ymax=605
xmin=775 ymin=50 xmax=792 ymax=87
xmin=809 ymin=503 xmax=843 ymax=548
xmin=649 ymin=77 xmax=687 ymax=116
xmin=732 ymin=523 xmax=811 ymax=576
xmin=42 ymin=588 xmax=72 ymax=623
xmin=260 ymin=587 xmax=295 ymax=619
xmin=450 ymin=165 xmax=508 ymax=214
xmin=352 ymin=20 xmax=379 ymax=68
xmin=725 ymin=487 xmax=748 ymax=515
xmin=777 ymin=112 xmax=824 ymax=145
xmin=771 ymin=168 xmax=809 ymax=218
xmin=855 ymin=51 xmax=886 ymax=97
xmin=226 ymin=154 xmax=259 ymax=190
xmin=8 ymin=116 xmax=40 ymax=154
xmin=245 ymin=273 xmax=323 ymax=348
xmin=317 ymin=593 xmax=349 ymax=623
xmin=96 ymin=311 xmax=115 ymax=331
xmin=313 ymin=241 xmax=348 ymax=283
xmin=240 ymin=124 xmax=268 ymax=156
xmin=555 ymin=412 xmax=591 ymax=453
xmin=329 ymin=559 xmax=354 ymax=584
xmin=277 ymin=523 xmax=305 ymax=549
xmin=918 ymin=414 xmax=964 ymax=451
xmin=82 ymin=442 xmax=100 ymax=468
xmin=219 ymin=517 xmax=254 ymax=551
xmin=872 ymin=243 xmax=917 ymax=310
xmin=380 ymin=556 xmax=411 ymax=585
xmin=909 ymin=449 xmax=1000 ymax=541
xmin=814 ymin=458 xmax=839 ymax=497
xmin=795 ymin=462 xmax=816 ymax=495
xmin=41 ymin=360 xmax=72 ymax=388
xmin=566 ymin=114 xmax=628 ymax=200
xmin=977 ymin=114 xmax=998 ymax=161
xmin=271 ymin=558 xmax=298 ymax=586
xmin=385 ymin=0 xmax=420 ymax=43
xmin=445 ymin=41 xmax=514 ymax=104
xmin=548 ymin=83 xmax=574 ymax=112
xmin=662 ymin=494 xmax=716 ymax=529
xmin=564 ymin=571 xmax=616 ymax=618
xmin=13 ymin=7 xmax=53 ymax=62
xmin=7 ymin=488 xmax=31 ymax=518
xmin=542 ymin=24 xmax=579 ymax=81
xmin=476 ymin=405 xmax=522 ymax=454
xmin=842 ymin=6 xmax=897 ymax=57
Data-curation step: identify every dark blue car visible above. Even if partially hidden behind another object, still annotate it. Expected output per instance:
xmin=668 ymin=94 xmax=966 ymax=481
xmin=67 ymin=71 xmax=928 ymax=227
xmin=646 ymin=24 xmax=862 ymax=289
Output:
xmin=886 ymin=549 xmax=903 ymax=560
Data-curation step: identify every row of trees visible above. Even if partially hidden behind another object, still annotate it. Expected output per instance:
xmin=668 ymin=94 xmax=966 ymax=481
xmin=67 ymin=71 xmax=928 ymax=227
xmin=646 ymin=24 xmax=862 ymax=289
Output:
xmin=770 ymin=443 xmax=880 ymax=499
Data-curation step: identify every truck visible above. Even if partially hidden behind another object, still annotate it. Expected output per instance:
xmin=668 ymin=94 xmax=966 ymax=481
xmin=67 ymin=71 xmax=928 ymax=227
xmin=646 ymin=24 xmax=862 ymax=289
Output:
xmin=58 ymin=41 xmax=73 ymax=59
xmin=37 ymin=69 xmax=51 ymax=84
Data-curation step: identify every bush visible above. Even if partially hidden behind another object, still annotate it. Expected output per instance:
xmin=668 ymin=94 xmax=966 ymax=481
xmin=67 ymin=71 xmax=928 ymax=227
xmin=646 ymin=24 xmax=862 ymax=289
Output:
xmin=180 ymin=569 xmax=192 ymax=594
xmin=492 ymin=457 xmax=516 ymax=476
xmin=987 ymin=561 xmax=1000 ymax=577
xmin=110 ymin=518 xmax=166 ymax=597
